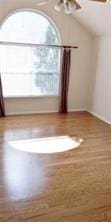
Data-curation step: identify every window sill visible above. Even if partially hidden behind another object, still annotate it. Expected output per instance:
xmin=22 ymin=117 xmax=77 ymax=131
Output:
xmin=4 ymin=95 xmax=59 ymax=99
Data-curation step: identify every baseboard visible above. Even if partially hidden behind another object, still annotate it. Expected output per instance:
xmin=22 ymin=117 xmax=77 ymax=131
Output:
xmin=69 ymin=108 xmax=86 ymax=112
xmin=6 ymin=108 xmax=86 ymax=116
xmin=87 ymin=109 xmax=111 ymax=125
xmin=5 ymin=108 xmax=111 ymax=125
xmin=6 ymin=110 xmax=58 ymax=116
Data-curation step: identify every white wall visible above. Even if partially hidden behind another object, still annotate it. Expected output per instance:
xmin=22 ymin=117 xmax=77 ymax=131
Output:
xmin=0 ymin=0 xmax=93 ymax=115
xmin=87 ymin=36 xmax=111 ymax=124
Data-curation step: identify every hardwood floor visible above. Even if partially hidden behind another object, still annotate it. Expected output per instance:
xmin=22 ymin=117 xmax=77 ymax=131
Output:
xmin=0 ymin=111 xmax=111 ymax=222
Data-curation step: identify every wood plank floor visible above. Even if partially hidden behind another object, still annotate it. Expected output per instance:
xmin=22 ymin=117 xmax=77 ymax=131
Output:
xmin=0 ymin=111 xmax=111 ymax=222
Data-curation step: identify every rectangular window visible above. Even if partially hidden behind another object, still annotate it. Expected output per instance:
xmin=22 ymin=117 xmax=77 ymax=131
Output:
xmin=0 ymin=45 xmax=60 ymax=97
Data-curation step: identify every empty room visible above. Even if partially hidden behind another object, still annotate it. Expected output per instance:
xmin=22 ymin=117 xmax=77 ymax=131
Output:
xmin=0 ymin=0 xmax=111 ymax=221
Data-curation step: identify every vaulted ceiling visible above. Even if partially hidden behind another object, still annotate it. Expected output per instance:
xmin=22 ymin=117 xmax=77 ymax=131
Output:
xmin=0 ymin=0 xmax=111 ymax=36
xmin=73 ymin=0 xmax=111 ymax=36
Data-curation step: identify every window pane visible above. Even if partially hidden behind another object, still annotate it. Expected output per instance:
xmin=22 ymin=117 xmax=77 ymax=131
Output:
xmin=0 ymin=10 xmax=60 ymax=97
xmin=0 ymin=11 xmax=59 ymax=45
xmin=2 ymin=74 xmax=32 ymax=96
xmin=0 ymin=45 xmax=60 ymax=96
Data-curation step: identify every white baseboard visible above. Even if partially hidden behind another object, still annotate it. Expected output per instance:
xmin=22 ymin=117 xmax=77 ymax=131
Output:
xmin=69 ymin=108 xmax=86 ymax=112
xmin=87 ymin=109 xmax=111 ymax=125
xmin=6 ymin=108 xmax=86 ymax=116
xmin=6 ymin=110 xmax=58 ymax=116
xmin=5 ymin=108 xmax=111 ymax=125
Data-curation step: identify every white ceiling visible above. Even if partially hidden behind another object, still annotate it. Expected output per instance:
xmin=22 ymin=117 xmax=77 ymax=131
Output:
xmin=73 ymin=0 xmax=111 ymax=36
xmin=0 ymin=0 xmax=111 ymax=36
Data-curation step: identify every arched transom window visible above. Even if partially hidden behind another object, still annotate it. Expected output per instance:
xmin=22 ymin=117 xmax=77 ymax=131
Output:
xmin=0 ymin=10 xmax=60 ymax=96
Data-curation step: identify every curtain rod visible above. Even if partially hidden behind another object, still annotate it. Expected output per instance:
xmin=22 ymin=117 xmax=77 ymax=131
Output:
xmin=0 ymin=41 xmax=78 ymax=49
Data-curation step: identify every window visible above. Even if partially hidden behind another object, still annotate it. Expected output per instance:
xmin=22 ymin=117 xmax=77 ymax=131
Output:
xmin=0 ymin=10 xmax=60 ymax=97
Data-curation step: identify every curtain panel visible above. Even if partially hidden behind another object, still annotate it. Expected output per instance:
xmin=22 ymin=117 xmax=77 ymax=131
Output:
xmin=59 ymin=47 xmax=71 ymax=113
xmin=0 ymin=74 xmax=5 ymax=117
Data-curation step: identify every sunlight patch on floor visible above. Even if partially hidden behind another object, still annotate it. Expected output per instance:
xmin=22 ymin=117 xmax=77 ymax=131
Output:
xmin=9 ymin=136 xmax=83 ymax=153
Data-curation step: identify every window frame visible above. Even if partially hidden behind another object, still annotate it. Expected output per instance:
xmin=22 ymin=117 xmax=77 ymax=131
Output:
xmin=0 ymin=9 xmax=61 ymax=98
